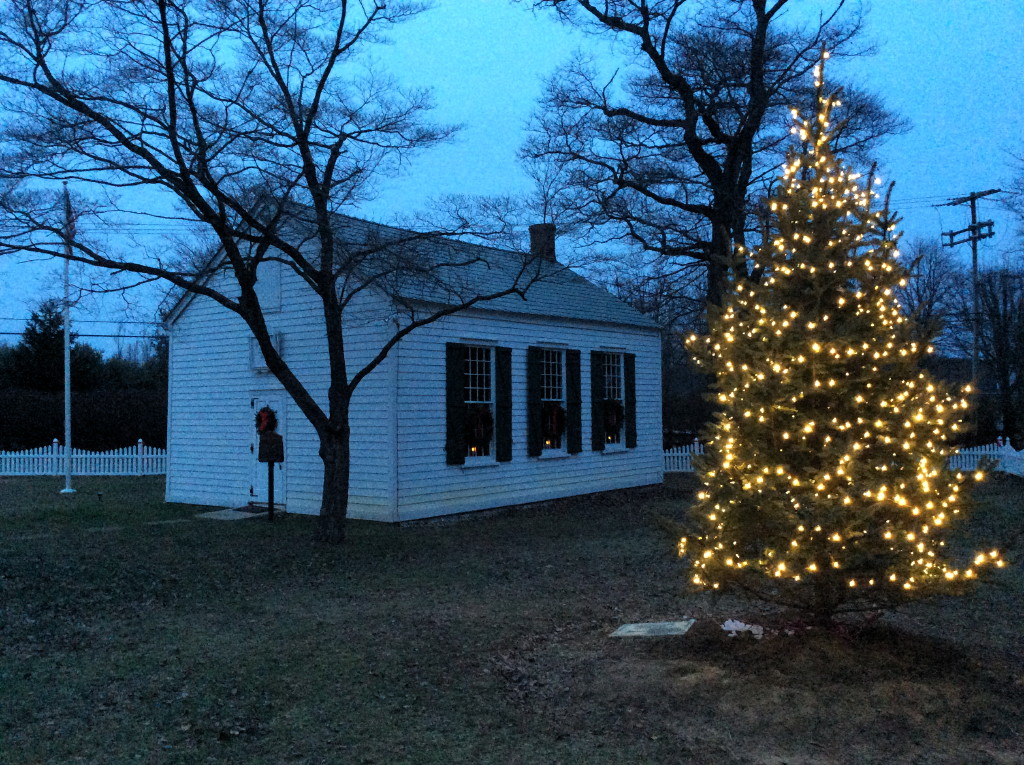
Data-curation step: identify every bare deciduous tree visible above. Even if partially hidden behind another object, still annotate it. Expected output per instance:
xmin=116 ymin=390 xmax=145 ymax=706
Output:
xmin=523 ymin=0 xmax=906 ymax=306
xmin=1005 ymin=153 xmax=1024 ymax=256
xmin=896 ymin=238 xmax=963 ymax=353
xmin=952 ymin=268 xmax=1024 ymax=446
xmin=0 ymin=0 xmax=547 ymax=544
xmin=600 ymin=256 xmax=709 ymax=440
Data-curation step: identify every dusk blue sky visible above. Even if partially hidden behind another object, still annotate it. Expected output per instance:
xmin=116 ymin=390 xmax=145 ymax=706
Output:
xmin=1 ymin=0 xmax=1021 ymax=352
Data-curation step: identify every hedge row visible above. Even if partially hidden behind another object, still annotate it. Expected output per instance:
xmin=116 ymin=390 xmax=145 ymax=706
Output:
xmin=0 ymin=388 xmax=167 ymax=452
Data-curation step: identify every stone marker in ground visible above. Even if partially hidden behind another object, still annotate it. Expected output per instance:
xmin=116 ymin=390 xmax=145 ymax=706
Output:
xmin=610 ymin=619 xmax=696 ymax=637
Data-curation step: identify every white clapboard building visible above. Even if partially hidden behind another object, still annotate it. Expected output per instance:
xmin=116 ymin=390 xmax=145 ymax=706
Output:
xmin=163 ymin=215 xmax=662 ymax=521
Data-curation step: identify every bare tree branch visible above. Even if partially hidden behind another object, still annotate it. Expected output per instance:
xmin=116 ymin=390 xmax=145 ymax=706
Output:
xmin=524 ymin=0 xmax=907 ymax=306
xmin=0 ymin=0 xmax=546 ymax=544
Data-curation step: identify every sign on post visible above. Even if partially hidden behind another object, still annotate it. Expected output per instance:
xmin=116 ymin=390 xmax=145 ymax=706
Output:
xmin=258 ymin=432 xmax=285 ymax=464
xmin=255 ymin=406 xmax=284 ymax=521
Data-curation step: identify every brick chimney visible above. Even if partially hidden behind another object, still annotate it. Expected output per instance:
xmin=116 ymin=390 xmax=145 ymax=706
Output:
xmin=528 ymin=223 xmax=557 ymax=263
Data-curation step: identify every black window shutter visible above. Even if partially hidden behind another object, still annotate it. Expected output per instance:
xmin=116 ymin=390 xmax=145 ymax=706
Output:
xmin=445 ymin=343 xmax=467 ymax=465
xmin=624 ymin=353 xmax=637 ymax=448
xmin=526 ymin=346 xmax=543 ymax=457
xmin=566 ymin=349 xmax=582 ymax=454
xmin=495 ymin=347 xmax=513 ymax=462
xmin=590 ymin=351 xmax=606 ymax=451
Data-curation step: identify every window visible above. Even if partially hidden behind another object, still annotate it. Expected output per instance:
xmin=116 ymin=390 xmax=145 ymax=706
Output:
xmin=250 ymin=333 xmax=284 ymax=372
xmin=446 ymin=343 xmax=512 ymax=466
xmin=464 ymin=346 xmax=494 ymax=458
xmin=527 ymin=346 xmax=581 ymax=457
xmin=540 ymin=349 xmax=566 ymax=450
xmin=602 ymin=352 xmax=625 ymax=446
xmin=254 ymin=259 xmax=282 ymax=313
xmin=591 ymin=350 xmax=636 ymax=451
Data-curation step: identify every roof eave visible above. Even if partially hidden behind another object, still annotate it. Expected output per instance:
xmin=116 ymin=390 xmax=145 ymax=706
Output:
xmin=397 ymin=296 xmax=660 ymax=331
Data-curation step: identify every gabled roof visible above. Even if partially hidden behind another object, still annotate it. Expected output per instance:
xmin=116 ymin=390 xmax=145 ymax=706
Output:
xmin=329 ymin=214 xmax=657 ymax=329
xmin=164 ymin=210 xmax=657 ymax=330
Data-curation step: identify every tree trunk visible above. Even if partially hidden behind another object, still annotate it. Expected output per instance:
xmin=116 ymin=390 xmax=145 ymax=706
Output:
xmin=706 ymin=209 xmax=750 ymax=307
xmin=811 ymin=572 xmax=844 ymax=625
xmin=707 ymin=258 xmax=728 ymax=309
xmin=706 ymin=222 xmax=732 ymax=308
xmin=998 ymin=369 xmax=1015 ymax=440
xmin=315 ymin=425 xmax=350 ymax=545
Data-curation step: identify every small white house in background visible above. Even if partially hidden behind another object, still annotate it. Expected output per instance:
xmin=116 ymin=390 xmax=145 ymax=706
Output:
xmin=163 ymin=216 xmax=662 ymax=521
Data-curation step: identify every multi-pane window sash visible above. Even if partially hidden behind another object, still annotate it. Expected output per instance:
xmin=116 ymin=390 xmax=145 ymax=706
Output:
xmin=541 ymin=350 xmax=563 ymax=402
xmin=464 ymin=346 xmax=494 ymax=458
xmin=540 ymin=349 xmax=565 ymax=449
xmin=603 ymin=352 xmax=624 ymax=445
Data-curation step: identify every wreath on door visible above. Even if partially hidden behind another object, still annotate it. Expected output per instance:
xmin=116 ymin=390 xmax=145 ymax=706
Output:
xmin=541 ymin=401 xmax=566 ymax=444
xmin=464 ymin=404 xmax=494 ymax=450
xmin=255 ymin=405 xmax=278 ymax=434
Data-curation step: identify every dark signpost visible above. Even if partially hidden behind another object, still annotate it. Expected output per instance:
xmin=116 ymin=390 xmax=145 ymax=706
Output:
xmin=255 ymin=406 xmax=284 ymax=522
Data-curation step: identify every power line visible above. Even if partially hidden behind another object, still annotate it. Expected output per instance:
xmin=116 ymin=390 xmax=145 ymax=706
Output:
xmin=894 ymin=194 xmax=960 ymax=203
xmin=0 ymin=331 xmax=158 ymax=338
xmin=0 ymin=319 xmax=159 ymax=325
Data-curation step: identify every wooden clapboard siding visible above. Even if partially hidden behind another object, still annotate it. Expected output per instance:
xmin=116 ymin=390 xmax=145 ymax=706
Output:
xmin=165 ymin=275 xmax=254 ymax=508
xmin=167 ymin=241 xmax=662 ymax=523
xmin=273 ymin=274 xmax=397 ymax=521
xmin=393 ymin=309 xmax=662 ymax=521
xmin=165 ymin=256 xmax=399 ymax=520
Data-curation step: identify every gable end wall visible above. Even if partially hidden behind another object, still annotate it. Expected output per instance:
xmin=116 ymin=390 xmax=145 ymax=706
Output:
xmin=165 ymin=262 xmax=398 ymax=520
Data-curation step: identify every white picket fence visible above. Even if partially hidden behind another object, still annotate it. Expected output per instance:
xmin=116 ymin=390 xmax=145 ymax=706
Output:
xmin=947 ymin=440 xmax=1024 ymax=477
xmin=0 ymin=439 xmax=167 ymax=477
xmin=664 ymin=441 xmax=705 ymax=473
xmin=665 ymin=439 xmax=1024 ymax=477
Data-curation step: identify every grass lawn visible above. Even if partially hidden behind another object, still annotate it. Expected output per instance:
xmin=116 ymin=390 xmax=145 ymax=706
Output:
xmin=1 ymin=474 xmax=1022 ymax=764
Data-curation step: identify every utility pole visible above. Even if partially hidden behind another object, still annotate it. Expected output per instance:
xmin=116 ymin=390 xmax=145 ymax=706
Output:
xmin=941 ymin=188 xmax=1000 ymax=385
xmin=60 ymin=182 xmax=75 ymax=495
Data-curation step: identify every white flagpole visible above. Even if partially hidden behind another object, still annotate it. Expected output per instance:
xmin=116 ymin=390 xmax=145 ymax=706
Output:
xmin=61 ymin=182 xmax=75 ymax=495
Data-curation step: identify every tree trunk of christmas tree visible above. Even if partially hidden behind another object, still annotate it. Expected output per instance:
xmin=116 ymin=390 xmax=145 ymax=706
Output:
xmin=811 ymin=573 xmax=845 ymax=625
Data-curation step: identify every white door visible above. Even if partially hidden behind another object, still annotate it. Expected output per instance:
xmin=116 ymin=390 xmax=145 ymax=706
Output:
xmin=249 ymin=391 xmax=287 ymax=507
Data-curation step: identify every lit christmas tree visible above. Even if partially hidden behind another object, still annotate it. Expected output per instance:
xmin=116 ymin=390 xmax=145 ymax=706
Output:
xmin=683 ymin=56 xmax=1005 ymax=621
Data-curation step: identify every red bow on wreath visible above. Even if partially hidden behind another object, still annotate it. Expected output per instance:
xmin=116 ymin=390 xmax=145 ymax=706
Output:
xmin=255 ymin=406 xmax=278 ymax=434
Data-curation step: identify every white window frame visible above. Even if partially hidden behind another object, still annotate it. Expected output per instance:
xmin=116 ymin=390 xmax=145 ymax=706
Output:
xmin=250 ymin=332 xmax=284 ymax=373
xmin=540 ymin=348 xmax=566 ymax=453
xmin=463 ymin=345 xmax=495 ymax=460
xmin=602 ymin=352 xmax=626 ymax=450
